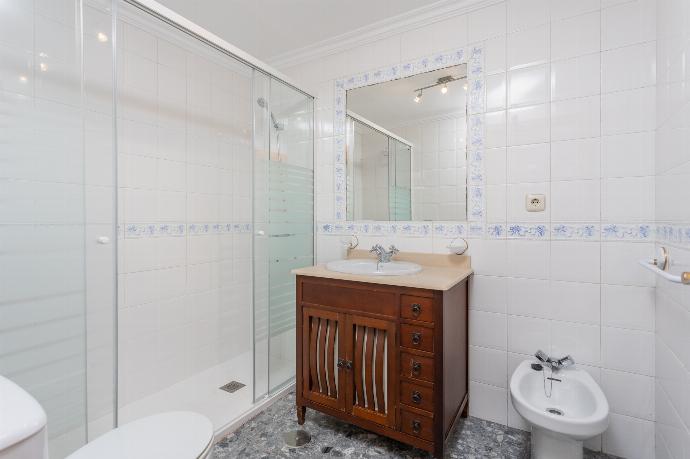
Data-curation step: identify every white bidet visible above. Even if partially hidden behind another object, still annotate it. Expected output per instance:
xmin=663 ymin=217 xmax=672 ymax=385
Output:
xmin=510 ymin=360 xmax=609 ymax=459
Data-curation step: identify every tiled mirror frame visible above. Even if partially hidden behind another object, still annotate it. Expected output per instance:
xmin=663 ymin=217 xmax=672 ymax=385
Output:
xmin=325 ymin=45 xmax=487 ymax=239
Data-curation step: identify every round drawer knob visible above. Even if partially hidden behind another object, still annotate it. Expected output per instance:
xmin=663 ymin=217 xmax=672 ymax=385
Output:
xmin=412 ymin=420 xmax=421 ymax=433
xmin=411 ymin=361 xmax=421 ymax=376
xmin=411 ymin=332 xmax=421 ymax=345
xmin=411 ymin=303 xmax=421 ymax=316
xmin=411 ymin=390 xmax=422 ymax=404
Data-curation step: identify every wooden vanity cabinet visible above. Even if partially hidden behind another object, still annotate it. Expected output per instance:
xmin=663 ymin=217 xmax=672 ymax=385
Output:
xmin=295 ymin=274 xmax=469 ymax=458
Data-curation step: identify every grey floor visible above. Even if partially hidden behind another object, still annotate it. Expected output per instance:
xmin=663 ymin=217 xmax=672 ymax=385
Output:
xmin=213 ymin=391 xmax=620 ymax=458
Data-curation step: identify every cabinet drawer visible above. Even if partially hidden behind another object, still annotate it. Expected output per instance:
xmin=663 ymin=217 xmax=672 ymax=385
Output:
xmin=400 ymin=295 xmax=434 ymax=323
xmin=400 ymin=351 xmax=434 ymax=382
xmin=400 ymin=408 xmax=434 ymax=442
xmin=400 ymin=324 xmax=434 ymax=353
xmin=400 ymin=380 xmax=434 ymax=413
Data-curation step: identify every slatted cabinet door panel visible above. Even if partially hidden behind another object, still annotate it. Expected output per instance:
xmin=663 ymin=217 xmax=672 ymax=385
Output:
xmin=345 ymin=314 xmax=398 ymax=428
xmin=301 ymin=306 xmax=344 ymax=410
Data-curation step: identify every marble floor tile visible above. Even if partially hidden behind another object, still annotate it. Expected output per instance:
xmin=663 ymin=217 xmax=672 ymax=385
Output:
xmin=214 ymin=391 xmax=620 ymax=458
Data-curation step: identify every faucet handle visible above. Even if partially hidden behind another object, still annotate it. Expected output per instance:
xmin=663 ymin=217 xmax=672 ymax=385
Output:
xmin=556 ymin=355 xmax=575 ymax=368
xmin=388 ymin=245 xmax=399 ymax=255
xmin=370 ymin=244 xmax=383 ymax=253
xmin=534 ymin=349 xmax=550 ymax=363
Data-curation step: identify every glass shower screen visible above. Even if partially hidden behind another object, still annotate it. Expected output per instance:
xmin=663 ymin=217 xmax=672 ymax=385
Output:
xmin=253 ymin=76 xmax=314 ymax=399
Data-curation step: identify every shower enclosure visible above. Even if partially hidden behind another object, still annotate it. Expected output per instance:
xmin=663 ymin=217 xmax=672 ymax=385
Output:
xmin=0 ymin=1 xmax=314 ymax=457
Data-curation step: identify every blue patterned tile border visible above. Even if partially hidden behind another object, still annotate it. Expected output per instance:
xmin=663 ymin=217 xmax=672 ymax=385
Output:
xmin=486 ymin=223 xmax=506 ymax=239
xmin=333 ymin=45 xmax=484 ymax=225
xmin=318 ymin=221 xmax=431 ymax=237
xmin=656 ymin=224 xmax=690 ymax=247
xmin=506 ymin=223 xmax=549 ymax=239
xmin=551 ymin=224 xmax=600 ymax=240
xmin=601 ymin=223 xmax=652 ymax=241
xmin=433 ymin=222 xmax=468 ymax=238
xmin=122 ymin=222 xmax=251 ymax=238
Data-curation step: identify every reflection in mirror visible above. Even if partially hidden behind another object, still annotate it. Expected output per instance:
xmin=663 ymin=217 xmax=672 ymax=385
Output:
xmin=346 ymin=63 xmax=468 ymax=221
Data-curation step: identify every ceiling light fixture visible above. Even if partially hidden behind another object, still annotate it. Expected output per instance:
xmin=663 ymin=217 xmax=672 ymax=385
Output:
xmin=413 ymin=74 xmax=463 ymax=102
xmin=97 ymin=32 xmax=108 ymax=42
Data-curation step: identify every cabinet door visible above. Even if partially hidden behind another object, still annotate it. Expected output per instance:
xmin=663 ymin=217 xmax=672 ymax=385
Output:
xmin=345 ymin=314 xmax=398 ymax=428
xmin=301 ymin=306 xmax=344 ymax=410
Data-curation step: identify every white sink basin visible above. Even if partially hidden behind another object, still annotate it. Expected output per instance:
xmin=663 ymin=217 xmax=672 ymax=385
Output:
xmin=325 ymin=259 xmax=422 ymax=276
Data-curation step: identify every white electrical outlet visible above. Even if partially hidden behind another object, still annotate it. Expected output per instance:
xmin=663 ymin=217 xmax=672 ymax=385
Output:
xmin=526 ymin=194 xmax=545 ymax=212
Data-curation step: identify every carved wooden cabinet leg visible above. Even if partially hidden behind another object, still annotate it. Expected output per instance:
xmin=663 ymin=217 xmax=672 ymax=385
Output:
xmin=297 ymin=405 xmax=306 ymax=425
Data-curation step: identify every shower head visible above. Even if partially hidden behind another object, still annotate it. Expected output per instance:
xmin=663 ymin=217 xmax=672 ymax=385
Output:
xmin=256 ymin=97 xmax=284 ymax=131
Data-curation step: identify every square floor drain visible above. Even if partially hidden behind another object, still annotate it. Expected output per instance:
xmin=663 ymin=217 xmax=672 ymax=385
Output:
xmin=219 ymin=381 xmax=246 ymax=393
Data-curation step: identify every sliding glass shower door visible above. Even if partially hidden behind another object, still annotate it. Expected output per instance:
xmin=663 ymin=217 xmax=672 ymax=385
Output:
xmin=253 ymin=76 xmax=314 ymax=399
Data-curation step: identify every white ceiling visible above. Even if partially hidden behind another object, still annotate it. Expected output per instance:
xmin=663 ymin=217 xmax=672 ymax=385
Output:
xmin=156 ymin=0 xmax=444 ymax=61
xmin=348 ymin=64 xmax=467 ymax=130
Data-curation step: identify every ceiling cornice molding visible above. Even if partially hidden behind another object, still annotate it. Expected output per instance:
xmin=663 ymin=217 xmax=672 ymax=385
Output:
xmin=267 ymin=0 xmax=502 ymax=70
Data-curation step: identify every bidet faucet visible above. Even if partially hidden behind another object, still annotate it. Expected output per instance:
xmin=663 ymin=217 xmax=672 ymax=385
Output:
xmin=534 ymin=350 xmax=575 ymax=372
xmin=370 ymin=244 xmax=399 ymax=268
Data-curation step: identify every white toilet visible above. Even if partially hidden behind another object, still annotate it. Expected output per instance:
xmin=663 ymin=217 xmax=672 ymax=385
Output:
xmin=510 ymin=360 xmax=609 ymax=459
xmin=0 ymin=375 xmax=215 ymax=459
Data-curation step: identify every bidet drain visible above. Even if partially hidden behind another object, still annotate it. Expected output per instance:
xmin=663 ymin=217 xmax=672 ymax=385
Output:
xmin=546 ymin=407 xmax=564 ymax=416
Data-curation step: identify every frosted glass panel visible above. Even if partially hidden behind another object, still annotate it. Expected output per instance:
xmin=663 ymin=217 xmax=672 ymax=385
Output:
xmin=267 ymin=79 xmax=314 ymax=392
xmin=0 ymin=0 xmax=117 ymax=457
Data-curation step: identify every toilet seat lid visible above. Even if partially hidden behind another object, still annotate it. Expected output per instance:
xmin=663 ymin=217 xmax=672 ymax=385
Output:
xmin=67 ymin=412 xmax=213 ymax=459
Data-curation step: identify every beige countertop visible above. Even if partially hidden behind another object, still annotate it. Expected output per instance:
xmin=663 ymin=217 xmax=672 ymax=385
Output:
xmin=292 ymin=251 xmax=473 ymax=291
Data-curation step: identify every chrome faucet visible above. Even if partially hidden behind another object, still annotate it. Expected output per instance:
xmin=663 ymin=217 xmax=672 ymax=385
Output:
xmin=370 ymin=244 xmax=399 ymax=269
xmin=534 ymin=350 xmax=575 ymax=372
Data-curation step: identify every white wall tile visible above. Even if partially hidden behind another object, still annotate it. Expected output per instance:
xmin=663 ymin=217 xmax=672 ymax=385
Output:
xmin=602 ymin=284 xmax=654 ymax=331
xmin=550 ymin=53 xmax=601 ymax=101
xmin=507 ymin=143 xmax=549 ymax=183
xmin=551 ymin=321 xmax=601 ymax=365
xmin=602 ymin=42 xmax=656 ymax=93
xmin=508 ymin=64 xmax=548 ymax=107
xmin=602 ymin=177 xmax=654 ymax=221
xmin=468 ymin=3 xmax=507 ymax=42
xmin=551 ymin=180 xmax=601 ymax=221
xmin=507 ymin=277 xmax=550 ymax=318
xmin=506 ymin=240 xmax=550 ymax=279
xmin=507 ymin=104 xmax=549 ymax=146
xmin=603 ymin=413 xmax=655 ymax=459
xmin=486 ymin=73 xmax=507 ymax=111
xmin=470 ymin=310 xmax=508 ymax=350
xmin=601 ymin=242 xmax=655 ymax=287
xmin=602 ymin=369 xmax=655 ymax=420
xmin=550 ymin=241 xmax=601 ymax=283
xmin=507 ymin=26 xmax=549 ymax=69
xmin=470 ymin=275 xmax=507 ymax=313
xmin=602 ymin=86 xmax=656 ymax=135
xmin=550 ymin=280 xmax=601 ymax=324
xmin=470 ymin=345 xmax=508 ymax=387
xmin=550 ymin=0 xmax=601 ymax=21
xmin=507 ymin=0 xmax=549 ymax=31
xmin=508 ymin=315 xmax=550 ymax=354
xmin=469 ymin=381 xmax=508 ymax=424
xmin=601 ymin=132 xmax=654 ymax=178
xmin=602 ymin=326 xmax=654 ymax=375
xmin=551 ymin=12 xmax=601 ymax=61
xmin=601 ymin=0 xmax=656 ymax=50
xmin=551 ymin=139 xmax=601 ymax=180
xmin=551 ymin=96 xmax=601 ymax=141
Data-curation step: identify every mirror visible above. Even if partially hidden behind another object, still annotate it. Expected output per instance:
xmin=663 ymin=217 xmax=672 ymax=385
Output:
xmin=346 ymin=63 xmax=468 ymax=221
